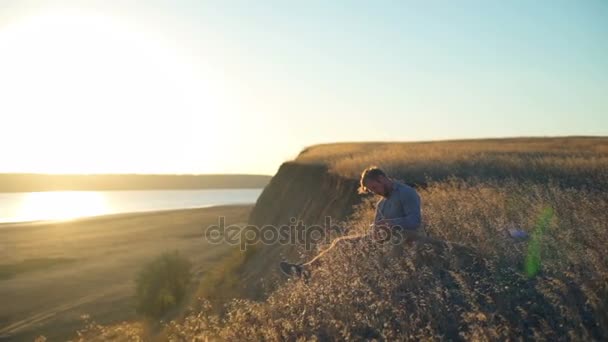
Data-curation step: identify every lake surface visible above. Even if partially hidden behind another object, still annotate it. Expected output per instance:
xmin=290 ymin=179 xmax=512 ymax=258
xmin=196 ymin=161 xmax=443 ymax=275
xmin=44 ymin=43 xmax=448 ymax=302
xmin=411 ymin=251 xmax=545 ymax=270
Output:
xmin=0 ymin=188 xmax=263 ymax=223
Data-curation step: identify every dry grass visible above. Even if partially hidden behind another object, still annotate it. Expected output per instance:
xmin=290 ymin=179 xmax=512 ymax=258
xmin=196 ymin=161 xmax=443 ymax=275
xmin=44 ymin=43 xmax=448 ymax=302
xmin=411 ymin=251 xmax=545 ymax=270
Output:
xmin=63 ymin=317 xmax=145 ymax=342
xmin=77 ymin=178 xmax=608 ymax=341
xmin=72 ymin=137 xmax=608 ymax=340
xmin=295 ymin=137 xmax=608 ymax=191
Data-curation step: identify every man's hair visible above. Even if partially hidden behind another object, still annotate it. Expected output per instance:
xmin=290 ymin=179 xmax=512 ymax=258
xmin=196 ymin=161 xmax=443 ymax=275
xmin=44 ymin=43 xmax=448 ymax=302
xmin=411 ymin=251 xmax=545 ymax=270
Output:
xmin=358 ymin=166 xmax=387 ymax=194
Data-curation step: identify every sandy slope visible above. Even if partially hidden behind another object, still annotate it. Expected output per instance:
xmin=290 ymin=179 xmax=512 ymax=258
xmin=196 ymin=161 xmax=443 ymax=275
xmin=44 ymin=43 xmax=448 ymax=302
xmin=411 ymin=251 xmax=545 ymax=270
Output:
xmin=0 ymin=205 xmax=251 ymax=341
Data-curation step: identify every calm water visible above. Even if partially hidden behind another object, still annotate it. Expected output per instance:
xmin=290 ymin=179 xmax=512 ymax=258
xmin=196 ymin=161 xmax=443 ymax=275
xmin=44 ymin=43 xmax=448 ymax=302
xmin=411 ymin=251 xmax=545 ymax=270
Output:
xmin=0 ymin=188 xmax=263 ymax=223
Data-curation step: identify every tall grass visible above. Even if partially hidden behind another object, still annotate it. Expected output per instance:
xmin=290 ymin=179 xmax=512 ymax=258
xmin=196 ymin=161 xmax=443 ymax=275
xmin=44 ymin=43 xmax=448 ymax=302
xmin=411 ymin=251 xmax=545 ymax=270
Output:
xmin=76 ymin=177 xmax=607 ymax=340
xmin=159 ymin=179 xmax=607 ymax=340
xmin=296 ymin=137 xmax=608 ymax=191
xmin=69 ymin=137 xmax=608 ymax=340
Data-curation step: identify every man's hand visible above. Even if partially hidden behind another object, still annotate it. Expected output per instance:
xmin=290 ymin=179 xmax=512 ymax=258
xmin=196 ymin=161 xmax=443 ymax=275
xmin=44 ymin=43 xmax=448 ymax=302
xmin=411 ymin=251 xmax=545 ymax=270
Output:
xmin=375 ymin=219 xmax=391 ymax=228
xmin=370 ymin=221 xmax=391 ymax=242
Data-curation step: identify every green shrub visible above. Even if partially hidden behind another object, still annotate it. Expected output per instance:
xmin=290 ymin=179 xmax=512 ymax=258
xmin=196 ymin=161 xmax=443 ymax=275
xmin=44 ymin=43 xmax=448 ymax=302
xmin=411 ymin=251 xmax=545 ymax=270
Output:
xmin=134 ymin=250 xmax=192 ymax=318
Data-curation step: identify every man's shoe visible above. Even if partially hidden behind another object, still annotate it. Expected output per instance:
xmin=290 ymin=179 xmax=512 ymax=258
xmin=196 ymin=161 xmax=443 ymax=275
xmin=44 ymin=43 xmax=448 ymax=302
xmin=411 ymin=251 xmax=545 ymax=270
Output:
xmin=279 ymin=261 xmax=310 ymax=279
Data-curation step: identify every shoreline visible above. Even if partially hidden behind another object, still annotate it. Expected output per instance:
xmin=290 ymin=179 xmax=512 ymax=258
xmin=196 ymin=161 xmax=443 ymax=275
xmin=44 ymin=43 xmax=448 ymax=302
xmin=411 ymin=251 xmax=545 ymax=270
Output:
xmin=0 ymin=186 xmax=266 ymax=194
xmin=0 ymin=203 xmax=254 ymax=230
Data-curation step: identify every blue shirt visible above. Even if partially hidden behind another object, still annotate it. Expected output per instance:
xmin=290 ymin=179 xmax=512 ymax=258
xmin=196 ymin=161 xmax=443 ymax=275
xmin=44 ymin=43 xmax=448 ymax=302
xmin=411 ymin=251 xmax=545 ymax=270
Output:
xmin=373 ymin=181 xmax=422 ymax=231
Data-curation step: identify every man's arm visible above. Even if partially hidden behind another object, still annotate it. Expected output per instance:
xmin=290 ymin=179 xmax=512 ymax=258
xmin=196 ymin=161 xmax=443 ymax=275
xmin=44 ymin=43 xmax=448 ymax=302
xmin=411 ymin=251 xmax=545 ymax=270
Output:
xmin=370 ymin=199 xmax=394 ymax=241
xmin=383 ymin=186 xmax=421 ymax=230
xmin=373 ymin=199 xmax=384 ymax=224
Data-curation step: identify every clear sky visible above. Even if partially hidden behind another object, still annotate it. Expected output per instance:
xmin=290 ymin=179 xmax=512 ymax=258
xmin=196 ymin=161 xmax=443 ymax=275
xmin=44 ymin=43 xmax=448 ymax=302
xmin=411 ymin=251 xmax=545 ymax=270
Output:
xmin=0 ymin=1 xmax=606 ymax=175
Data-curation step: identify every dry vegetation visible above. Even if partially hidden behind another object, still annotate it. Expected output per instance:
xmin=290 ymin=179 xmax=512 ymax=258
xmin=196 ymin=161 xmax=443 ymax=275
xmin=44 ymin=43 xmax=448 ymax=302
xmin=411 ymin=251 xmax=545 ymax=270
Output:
xmin=73 ymin=137 xmax=608 ymax=341
xmin=296 ymin=137 xmax=608 ymax=191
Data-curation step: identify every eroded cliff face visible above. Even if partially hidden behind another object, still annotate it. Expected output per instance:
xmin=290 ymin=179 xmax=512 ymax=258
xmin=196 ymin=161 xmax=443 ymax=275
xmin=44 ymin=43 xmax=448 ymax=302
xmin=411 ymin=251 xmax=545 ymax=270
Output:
xmin=240 ymin=161 xmax=363 ymax=298
xmin=248 ymin=161 xmax=362 ymax=228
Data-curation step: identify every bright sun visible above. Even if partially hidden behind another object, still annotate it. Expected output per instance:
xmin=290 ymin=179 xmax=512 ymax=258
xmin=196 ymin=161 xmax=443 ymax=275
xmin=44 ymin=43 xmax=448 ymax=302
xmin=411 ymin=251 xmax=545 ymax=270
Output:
xmin=0 ymin=10 xmax=224 ymax=174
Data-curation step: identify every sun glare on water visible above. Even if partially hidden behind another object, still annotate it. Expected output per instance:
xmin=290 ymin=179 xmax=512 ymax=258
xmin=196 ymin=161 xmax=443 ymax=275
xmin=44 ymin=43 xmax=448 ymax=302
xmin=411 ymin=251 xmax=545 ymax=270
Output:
xmin=14 ymin=191 xmax=108 ymax=222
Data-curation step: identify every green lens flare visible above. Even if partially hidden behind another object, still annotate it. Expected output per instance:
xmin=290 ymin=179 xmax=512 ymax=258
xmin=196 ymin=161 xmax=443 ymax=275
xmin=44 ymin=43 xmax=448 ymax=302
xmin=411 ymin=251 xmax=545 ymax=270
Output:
xmin=524 ymin=206 xmax=554 ymax=278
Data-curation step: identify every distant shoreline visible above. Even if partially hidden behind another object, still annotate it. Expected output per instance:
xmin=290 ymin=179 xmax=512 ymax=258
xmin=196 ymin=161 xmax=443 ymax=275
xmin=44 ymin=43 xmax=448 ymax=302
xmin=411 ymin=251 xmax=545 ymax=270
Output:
xmin=0 ymin=173 xmax=272 ymax=192
xmin=0 ymin=204 xmax=252 ymax=229
xmin=0 ymin=187 xmax=265 ymax=194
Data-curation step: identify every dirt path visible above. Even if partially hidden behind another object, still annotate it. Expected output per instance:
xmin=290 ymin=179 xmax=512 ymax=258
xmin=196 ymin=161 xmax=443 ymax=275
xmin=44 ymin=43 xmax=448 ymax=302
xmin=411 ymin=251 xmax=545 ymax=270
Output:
xmin=0 ymin=283 xmax=128 ymax=338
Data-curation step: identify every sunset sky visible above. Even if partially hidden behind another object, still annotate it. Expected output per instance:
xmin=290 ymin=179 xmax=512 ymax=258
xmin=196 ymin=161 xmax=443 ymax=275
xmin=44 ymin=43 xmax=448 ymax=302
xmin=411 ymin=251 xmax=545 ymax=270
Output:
xmin=1 ymin=1 xmax=606 ymax=175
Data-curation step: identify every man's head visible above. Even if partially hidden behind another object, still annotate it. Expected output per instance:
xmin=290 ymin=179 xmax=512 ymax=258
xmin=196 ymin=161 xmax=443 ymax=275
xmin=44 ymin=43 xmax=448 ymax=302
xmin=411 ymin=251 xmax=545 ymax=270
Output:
xmin=358 ymin=166 xmax=393 ymax=197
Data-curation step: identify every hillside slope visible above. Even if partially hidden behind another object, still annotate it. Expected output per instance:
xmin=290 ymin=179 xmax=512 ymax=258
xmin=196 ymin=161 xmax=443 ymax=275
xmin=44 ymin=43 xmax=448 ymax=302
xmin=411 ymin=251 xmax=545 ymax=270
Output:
xmin=168 ymin=233 xmax=608 ymax=340
xmin=242 ymin=136 xmax=608 ymax=298
xmin=242 ymin=162 xmax=363 ymax=297
xmin=74 ymin=137 xmax=608 ymax=340
xmin=168 ymin=174 xmax=608 ymax=340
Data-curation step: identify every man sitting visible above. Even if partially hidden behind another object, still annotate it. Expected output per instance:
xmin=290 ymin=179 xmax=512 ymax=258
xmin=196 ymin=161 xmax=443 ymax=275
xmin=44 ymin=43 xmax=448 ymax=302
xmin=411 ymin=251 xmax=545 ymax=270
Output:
xmin=280 ymin=166 xmax=427 ymax=278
